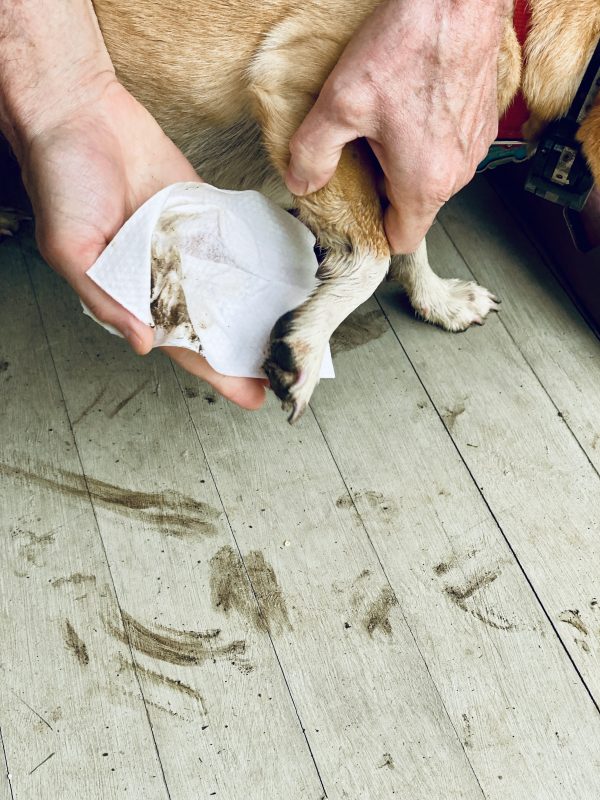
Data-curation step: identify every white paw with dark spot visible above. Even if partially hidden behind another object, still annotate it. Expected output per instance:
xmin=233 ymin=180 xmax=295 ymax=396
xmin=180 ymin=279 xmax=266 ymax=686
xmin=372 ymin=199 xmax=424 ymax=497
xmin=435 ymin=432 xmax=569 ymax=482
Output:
xmin=416 ymin=278 xmax=500 ymax=332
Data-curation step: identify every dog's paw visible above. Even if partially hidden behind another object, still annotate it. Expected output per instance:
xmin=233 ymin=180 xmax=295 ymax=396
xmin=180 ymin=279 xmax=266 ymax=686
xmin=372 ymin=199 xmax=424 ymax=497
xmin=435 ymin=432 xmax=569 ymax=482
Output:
xmin=0 ymin=208 xmax=29 ymax=240
xmin=263 ymin=313 xmax=323 ymax=423
xmin=414 ymin=278 xmax=500 ymax=332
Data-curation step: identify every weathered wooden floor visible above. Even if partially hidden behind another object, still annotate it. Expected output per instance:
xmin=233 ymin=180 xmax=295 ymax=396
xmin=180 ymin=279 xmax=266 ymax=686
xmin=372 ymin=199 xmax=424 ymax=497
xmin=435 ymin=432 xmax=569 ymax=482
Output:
xmin=2 ymin=178 xmax=600 ymax=799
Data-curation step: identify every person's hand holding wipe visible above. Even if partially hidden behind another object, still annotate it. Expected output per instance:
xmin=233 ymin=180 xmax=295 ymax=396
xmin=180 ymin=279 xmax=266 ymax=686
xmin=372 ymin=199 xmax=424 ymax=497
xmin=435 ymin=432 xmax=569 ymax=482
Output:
xmin=0 ymin=0 xmax=266 ymax=409
xmin=286 ymin=0 xmax=511 ymax=254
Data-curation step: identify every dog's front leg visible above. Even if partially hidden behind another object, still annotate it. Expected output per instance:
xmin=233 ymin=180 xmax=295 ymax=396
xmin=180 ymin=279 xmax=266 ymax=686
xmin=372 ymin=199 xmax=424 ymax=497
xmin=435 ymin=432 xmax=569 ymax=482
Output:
xmin=263 ymin=142 xmax=390 ymax=422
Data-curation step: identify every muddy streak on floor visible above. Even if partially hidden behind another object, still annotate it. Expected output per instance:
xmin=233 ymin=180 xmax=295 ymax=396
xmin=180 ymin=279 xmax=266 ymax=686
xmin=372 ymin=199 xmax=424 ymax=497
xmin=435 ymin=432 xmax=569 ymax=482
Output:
xmin=116 ymin=654 xmax=207 ymax=713
xmin=330 ymin=309 xmax=389 ymax=355
xmin=246 ymin=551 xmax=291 ymax=632
xmin=64 ymin=620 xmax=90 ymax=666
xmin=209 ymin=545 xmax=291 ymax=633
xmin=444 ymin=570 xmax=515 ymax=631
xmin=108 ymin=611 xmax=247 ymax=668
xmin=0 ymin=462 xmax=220 ymax=537
xmin=51 ymin=574 xmax=97 ymax=589
xmin=558 ymin=610 xmax=589 ymax=636
xmin=443 ymin=402 xmax=467 ymax=433
xmin=363 ymin=587 xmax=398 ymax=637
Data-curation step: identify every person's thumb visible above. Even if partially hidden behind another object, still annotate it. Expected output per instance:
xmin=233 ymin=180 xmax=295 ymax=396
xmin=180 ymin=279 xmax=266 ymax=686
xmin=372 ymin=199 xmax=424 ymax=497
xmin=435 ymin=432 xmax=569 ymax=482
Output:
xmin=72 ymin=272 xmax=154 ymax=355
xmin=286 ymin=92 xmax=357 ymax=196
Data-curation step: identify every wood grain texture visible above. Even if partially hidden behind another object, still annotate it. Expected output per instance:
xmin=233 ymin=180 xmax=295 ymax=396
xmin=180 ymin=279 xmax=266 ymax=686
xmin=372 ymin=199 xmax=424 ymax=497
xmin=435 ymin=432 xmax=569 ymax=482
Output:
xmin=175 ymin=370 xmax=485 ymax=800
xmin=0 ymin=239 xmax=169 ymax=800
xmin=436 ymin=181 xmax=600 ymax=693
xmin=313 ymin=294 xmax=600 ymax=799
xmin=22 ymin=238 xmax=324 ymax=800
xmin=0 ymin=728 xmax=13 ymax=800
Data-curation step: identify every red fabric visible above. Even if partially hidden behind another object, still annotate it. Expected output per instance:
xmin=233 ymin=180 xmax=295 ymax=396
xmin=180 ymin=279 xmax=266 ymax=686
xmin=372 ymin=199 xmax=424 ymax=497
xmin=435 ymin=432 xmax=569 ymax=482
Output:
xmin=497 ymin=0 xmax=531 ymax=140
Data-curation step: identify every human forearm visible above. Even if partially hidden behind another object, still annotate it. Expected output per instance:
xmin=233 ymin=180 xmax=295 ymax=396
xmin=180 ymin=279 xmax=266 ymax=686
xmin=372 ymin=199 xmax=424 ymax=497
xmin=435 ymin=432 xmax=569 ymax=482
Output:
xmin=0 ymin=0 xmax=114 ymax=159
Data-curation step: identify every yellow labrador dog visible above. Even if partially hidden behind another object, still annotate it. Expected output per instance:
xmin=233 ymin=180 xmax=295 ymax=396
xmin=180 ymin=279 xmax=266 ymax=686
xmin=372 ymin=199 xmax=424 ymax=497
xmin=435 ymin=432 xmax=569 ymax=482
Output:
xmin=90 ymin=0 xmax=600 ymax=420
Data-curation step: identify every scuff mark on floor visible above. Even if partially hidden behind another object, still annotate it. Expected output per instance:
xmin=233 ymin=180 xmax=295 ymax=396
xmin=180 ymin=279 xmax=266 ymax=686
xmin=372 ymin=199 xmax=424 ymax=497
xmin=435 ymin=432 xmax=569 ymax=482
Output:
xmin=209 ymin=545 xmax=291 ymax=632
xmin=558 ymin=609 xmax=588 ymax=636
xmin=363 ymin=587 xmax=398 ymax=637
xmin=0 ymin=462 xmax=220 ymax=538
xmin=107 ymin=611 xmax=247 ymax=669
xmin=64 ymin=620 xmax=90 ymax=666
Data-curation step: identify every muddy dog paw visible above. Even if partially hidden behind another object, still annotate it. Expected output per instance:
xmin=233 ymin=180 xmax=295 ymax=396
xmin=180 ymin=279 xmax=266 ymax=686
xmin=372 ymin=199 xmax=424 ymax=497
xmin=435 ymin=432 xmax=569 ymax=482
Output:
xmin=263 ymin=311 xmax=325 ymax=424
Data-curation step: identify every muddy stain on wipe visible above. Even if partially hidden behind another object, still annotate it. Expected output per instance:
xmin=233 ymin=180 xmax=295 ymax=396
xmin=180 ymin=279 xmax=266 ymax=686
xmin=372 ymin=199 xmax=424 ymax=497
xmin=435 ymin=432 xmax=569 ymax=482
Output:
xmin=150 ymin=241 xmax=199 ymax=345
xmin=0 ymin=462 xmax=220 ymax=538
xmin=209 ymin=545 xmax=291 ymax=633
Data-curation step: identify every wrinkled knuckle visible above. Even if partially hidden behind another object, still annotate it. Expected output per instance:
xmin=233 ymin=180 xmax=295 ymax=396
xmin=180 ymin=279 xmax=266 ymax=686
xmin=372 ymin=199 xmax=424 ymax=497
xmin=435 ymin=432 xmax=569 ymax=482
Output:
xmin=329 ymin=84 xmax=369 ymax=126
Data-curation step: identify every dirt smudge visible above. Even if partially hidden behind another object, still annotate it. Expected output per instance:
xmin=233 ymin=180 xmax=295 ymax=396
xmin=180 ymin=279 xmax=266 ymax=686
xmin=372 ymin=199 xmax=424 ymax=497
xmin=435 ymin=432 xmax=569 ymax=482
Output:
xmin=109 ymin=611 xmax=247 ymax=669
xmin=0 ymin=462 xmax=220 ymax=538
xmin=330 ymin=309 xmax=389 ymax=355
xmin=51 ymin=573 xmax=97 ymax=589
xmin=378 ymin=753 xmax=394 ymax=769
xmin=12 ymin=528 xmax=56 ymax=565
xmin=116 ymin=655 xmax=207 ymax=713
xmin=434 ymin=549 xmax=477 ymax=576
xmin=246 ymin=551 xmax=291 ymax=631
xmin=363 ymin=587 xmax=398 ymax=637
xmin=558 ymin=609 xmax=588 ymax=636
xmin=64 ymin=621 xmax=89 ymax=666
xmin=107 ymin=379 xmax=150 ymax=418
xmin=0 ymin=360 xmax=9 ymax=372
xmin=150 ymin=234 xmax=199 ymax=345
xmin=445 ymin=570 xmax=515 ymax=631
xmin=72 ymin=385 xmax=107 ymax=426
xmin=209 ymin=545 xmax=291 ymax=632
xmin=335 ymin=495 xmax=353 ymax=509
xmin=443 ymin=402 xmax=466 ymax=433
xmin=462 ymin=713 xmax=473 ymax=748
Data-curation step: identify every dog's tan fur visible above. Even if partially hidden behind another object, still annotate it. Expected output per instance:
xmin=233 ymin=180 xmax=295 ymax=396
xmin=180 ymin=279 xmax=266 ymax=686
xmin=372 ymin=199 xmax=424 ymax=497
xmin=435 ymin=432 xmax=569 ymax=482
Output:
xmin=92 ymin=0 xmax=600 ymax=418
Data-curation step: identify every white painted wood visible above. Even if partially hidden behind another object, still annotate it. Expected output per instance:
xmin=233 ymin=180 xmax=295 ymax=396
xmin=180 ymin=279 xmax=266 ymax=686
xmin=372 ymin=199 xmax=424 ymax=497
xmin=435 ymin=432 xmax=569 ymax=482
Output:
xmin=23 ymin=240 xmax=324 ymax=800
xmin=378 ymin=214 xmax=600 ymax=720
xmin=442 ymin=179 xmax=600 ymax=469
xmin=177 ymin=374 xmax=486 ymax=800
xmin=0 ymin=729 xmax=13 ymax=800
xmin=0 ymin=239 xmax=169 ymax=800
xmin=312 ymin=295 xmax=600 ymax=799
xmin=437 ymin=182 xmax=600 ymax=691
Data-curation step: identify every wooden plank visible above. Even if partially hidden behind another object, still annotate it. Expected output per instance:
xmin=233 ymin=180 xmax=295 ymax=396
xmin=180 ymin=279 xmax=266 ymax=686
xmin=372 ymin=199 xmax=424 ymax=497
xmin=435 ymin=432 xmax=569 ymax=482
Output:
xmin=436 ymin=182 xmax=600 ymax=690
xmin=0 ymin=728 xmax=13 ymax=800
xmin=176 ymin=373 xmax=487 ymax=800
xmin=23 ymin=239 xmax=488 ymax=799
xmin=312 ymin=295 xmax=600 ymax=799
xmin=23 ymin=238 xmax=326 ymax=800
xmin=376 ymin=215 xmax=600 ymax=720
xmin=0 ymin=239 xmax=169 ymax=800
xmin=442 ymin=179 xmax=600 ymax=469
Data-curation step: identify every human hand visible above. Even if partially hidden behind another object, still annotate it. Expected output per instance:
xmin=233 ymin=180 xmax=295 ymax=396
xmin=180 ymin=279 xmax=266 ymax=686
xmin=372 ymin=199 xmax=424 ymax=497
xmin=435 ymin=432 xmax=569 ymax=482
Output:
xmin=286 ymin=0 xmax=510 ymax=254
xmin=1 ymin=0 xmax=265 ymax=410
xmin=15 ymin=78 xmax=267 ymax=409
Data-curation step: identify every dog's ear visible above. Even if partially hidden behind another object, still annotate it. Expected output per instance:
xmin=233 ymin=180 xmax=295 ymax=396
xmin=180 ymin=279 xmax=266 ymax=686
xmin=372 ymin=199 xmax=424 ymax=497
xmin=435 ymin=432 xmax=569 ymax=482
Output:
xmin=577 ymin=102 xmax=600 ymax=187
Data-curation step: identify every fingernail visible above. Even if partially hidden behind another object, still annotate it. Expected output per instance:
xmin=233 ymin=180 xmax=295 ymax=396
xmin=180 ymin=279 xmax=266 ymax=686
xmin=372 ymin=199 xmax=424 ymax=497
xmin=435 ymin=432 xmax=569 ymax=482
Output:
xmin=286 ymin=169 xmax=310 ymax=196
